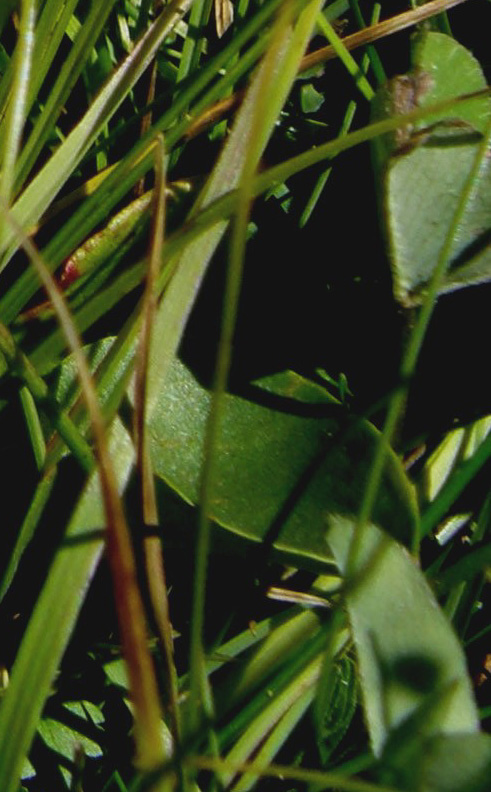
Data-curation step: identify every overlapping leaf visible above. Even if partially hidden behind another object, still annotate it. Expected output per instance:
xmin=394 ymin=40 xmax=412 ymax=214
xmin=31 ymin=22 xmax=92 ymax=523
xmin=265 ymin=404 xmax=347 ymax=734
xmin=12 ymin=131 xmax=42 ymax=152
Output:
xmin=149 ymin=359 xmax=418 ymax=556
xmin=327 ymin=516 xmax=479 ymax=763
xmin=372 ymin=31 xmax=491 ymax=306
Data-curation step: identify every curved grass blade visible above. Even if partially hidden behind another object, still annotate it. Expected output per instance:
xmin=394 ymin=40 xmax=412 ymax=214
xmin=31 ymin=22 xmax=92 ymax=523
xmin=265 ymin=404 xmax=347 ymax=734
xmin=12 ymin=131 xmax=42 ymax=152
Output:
xmin=13 ymin=0 xmax=117 ymax=194
xmin=221 ymin=655 xmax=322 ymax=789
xmin=0 ymin=0 xmax=78 ymax=118
xmin=0 ymin=466 xmax=57 ymax=603
xmin=19 ymin=384 xmax=46 ymax=470
xmin=186 ymin=755 xmax=399 ymax=792
xmin=0 ymin=215 xmax=166 ymax=790
xmin=188 ymin=0 xmax=327 ymax=737
xmin=0 ymin=0 xmax=35 ymax=243
xmin=0 ymin=420 xmax=135 ymax=792
xmin=0 ymin=0 xmax=285 ymax=324
xmin=0 ymin=0 xmax=194 ymax=269
xmin=0 ymin=321 xmax=94 ymax=470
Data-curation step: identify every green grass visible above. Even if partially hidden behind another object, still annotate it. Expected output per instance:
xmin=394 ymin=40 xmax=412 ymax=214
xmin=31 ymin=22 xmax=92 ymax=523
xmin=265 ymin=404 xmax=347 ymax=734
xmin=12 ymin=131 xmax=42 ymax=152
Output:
xmin=0 ymin=1 xmax=490 ymax=790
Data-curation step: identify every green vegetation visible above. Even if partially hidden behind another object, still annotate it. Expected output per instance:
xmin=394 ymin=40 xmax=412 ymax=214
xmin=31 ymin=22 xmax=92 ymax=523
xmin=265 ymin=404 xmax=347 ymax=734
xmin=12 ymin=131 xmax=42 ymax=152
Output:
xmin=0 ymin=1 xmax=490 ymax=790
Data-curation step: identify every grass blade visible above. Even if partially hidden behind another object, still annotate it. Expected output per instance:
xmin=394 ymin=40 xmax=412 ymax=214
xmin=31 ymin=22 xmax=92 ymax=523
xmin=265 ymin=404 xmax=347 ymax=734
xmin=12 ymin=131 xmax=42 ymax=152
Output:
xmin=1 ymin=0 xmax=194 ymax=268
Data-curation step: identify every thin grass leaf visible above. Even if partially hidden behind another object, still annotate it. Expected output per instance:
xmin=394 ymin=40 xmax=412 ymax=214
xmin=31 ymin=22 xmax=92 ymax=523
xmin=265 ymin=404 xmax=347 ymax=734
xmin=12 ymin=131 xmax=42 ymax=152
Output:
xmin=0 ymin=321 xmax=94 ymax=471
xmin=420 ymin=429 xmax=491 ymax=537
xmin=0 ymin=212 xmax=166 ymax=790
xmin=315 ymin=10 xmax=374 ymax=101
xmin=176 ymin=0 xmax=211 ymax=87
xmin=0 ymin=0 xmax=35 ymax=241
xmin=0 ymin=0 xmax=286 ymax=324
xmin=0 ymin=419 xmax=134 ymax=792
xmin=144 ymin=0 xmax=328 ymax=420
xmin=25 ymin=0 xmax=79 ymax=99
xmin=301 ymin=0 xmax=473 ymax=72
xmin=189 ymin=0 xmax=326 ymax=736
xmin=300 ymin=1 xmax=381 ymax=227
xmin=187 ymin=755 xmax=400 ymax=792
xmin=348 ymin=0 xmax=385 ymax=85
xmin=133 ymin=137 xmax=182 ymax=749
xmin=0 ymin=0 xmax=80 ymax=128
xmin=437 ymin=541 xmax=491 ymax=593
xmin=19 ymin=384 xmax=45 ymax=469
xmin=0 ymin=466 xmax=57 ymax=603
xmin=230 ymin=689 xmax=314 ymax=792
xmin=213 ymin=609 xmax=332 ymax=717
xmin=13 ymin=0 xmax=117 ymax=193
xmin=216 ymin=623 xmax=347 ymax=752
xmin=133 ymin=89 xmax=491 ymax=279
xmin=1 ymin=0 xmax=194 ymax=268
xmin=220 ymin=654 xmax=322 ymax=785
xmin=134 ymin=142 xmax=166 ymax=519
xmin=29 ymin=263 xmax=147 ymax=374
xmin=203 ymin=609 xmax=317 ymax=678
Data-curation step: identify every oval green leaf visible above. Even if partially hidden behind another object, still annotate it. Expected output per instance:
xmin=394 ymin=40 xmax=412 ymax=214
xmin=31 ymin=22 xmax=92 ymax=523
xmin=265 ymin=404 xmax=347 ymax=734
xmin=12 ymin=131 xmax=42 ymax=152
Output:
xmin=148 ymin=358 xmax=418 ymax=560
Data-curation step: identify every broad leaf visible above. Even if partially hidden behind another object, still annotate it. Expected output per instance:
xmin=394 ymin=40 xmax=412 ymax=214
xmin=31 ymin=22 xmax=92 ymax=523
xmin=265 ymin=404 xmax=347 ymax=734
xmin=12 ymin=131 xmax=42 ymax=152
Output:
xmin=372 ymin=31 xmax=491 ymax=306
xmin=326 ymin=517 xmax=479 ymax=757
xmin=149 ymin=359 xmax=418 ymax=557
xmin=410 ymin=732 xmax=491 ymax=792
xmin=381 ymin=730 xmax=491 ymax=791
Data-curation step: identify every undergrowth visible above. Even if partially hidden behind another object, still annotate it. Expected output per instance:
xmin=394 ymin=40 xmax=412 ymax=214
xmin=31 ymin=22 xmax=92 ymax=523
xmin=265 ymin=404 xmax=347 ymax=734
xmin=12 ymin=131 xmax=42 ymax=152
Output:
xmin=0 ymin=1 xmax=490 ymax=791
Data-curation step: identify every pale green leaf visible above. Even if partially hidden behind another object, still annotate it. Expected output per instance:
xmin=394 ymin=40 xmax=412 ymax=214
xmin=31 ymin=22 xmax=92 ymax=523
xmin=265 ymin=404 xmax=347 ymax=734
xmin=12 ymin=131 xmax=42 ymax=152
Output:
xmin=38 ymin=715 xmax=102 ymax=760
xmin=372 ymin=31 xmax=491 ymax=306
xmin=415 ymin=732 xmax=491 ymax=792
xmin=300 ymin=82 xmax=325 ymax=113
xmin=381 ymin=730 xmax=491 ymax=791
xmin=326 ymin=516 xmax=479 ymax=757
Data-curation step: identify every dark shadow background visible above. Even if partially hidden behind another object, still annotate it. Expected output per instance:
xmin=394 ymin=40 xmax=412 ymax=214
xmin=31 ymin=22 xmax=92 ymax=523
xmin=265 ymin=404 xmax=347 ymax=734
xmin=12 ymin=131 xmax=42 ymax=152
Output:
xmin=181 ymin=0 xmax=491 ymax=448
